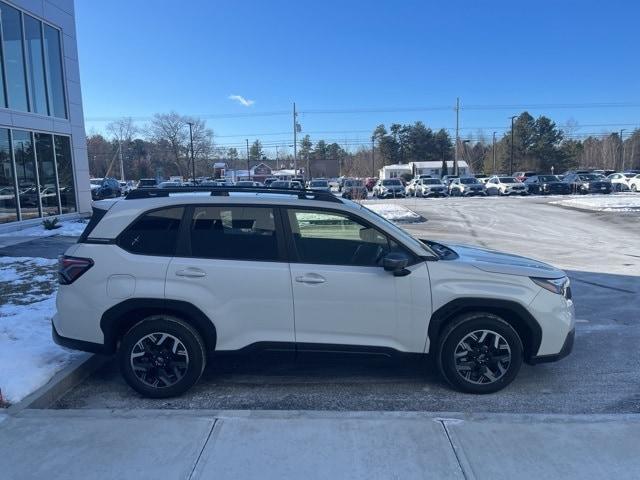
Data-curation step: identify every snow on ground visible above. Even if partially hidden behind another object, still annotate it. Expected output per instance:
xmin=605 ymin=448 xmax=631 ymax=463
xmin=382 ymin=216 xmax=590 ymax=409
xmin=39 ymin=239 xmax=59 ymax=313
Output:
xmin=0 ymin=257 xmax=78 ymax=404
xmin=364 ymin=203 xmax=424 ymax=223
xmin=551 ymin=193 xmax=640 ymax=212
xmin=0 ymin=218 xmax=88 ymax=238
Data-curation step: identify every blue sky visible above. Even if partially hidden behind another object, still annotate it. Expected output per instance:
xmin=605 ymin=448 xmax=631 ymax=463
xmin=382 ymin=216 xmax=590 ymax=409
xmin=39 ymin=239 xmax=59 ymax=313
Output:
xmin=77 ymin=0 xmax=640 ymax=153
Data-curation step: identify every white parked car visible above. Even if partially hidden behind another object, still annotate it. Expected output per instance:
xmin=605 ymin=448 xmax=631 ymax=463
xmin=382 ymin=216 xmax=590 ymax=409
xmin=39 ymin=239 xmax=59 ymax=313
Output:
xmin=607 ymin=173 xmax=634 ymax=192
xmin=449 ymin=177 xmax=487 ymax=196
xmin=54 ymin=185 xmax=574 ymax=397
xmin=415 ymin=178 xmax=448 ymax=197
xmin=373 ymin=178 xmax=406 ymax=198
xmin=628 ymin=174 xmax=640 ymax=192
xmin=405 ymin=179 xmax=420 ymax=196
xmin=485 ymin=176 xmax=528 ymax=195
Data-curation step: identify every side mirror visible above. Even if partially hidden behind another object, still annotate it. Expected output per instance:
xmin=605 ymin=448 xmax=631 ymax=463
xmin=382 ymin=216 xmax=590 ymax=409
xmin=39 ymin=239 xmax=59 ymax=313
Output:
xmin=382 ymin=252 xmax=410 ymax=277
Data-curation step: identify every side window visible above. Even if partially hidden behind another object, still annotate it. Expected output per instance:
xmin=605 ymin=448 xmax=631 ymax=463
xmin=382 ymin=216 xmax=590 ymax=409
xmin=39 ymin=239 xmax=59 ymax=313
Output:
xmin=118 ymin=207 xmax=184 ymax=256
xmin=189 ymin=206 xmax=279 ymax=261
xmin=287 ymin=209 xmax=400 ymax=266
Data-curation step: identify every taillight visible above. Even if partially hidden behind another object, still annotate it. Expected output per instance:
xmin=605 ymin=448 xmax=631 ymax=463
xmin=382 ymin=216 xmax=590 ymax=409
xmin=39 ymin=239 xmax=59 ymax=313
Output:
xmin=58 ymin=255 xmax=94 ymax=285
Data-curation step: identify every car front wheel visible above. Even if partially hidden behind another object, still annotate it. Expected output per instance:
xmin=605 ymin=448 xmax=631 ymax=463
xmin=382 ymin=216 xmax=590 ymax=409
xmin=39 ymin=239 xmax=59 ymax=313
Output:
xmin=437 ymin=313 xmax=523 ymax=394
xmin=119 ymin=315 xmax=206 ymax=398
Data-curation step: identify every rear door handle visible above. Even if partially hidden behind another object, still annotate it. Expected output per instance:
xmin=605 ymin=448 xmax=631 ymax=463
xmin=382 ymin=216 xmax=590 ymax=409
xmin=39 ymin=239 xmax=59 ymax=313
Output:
xmin=295 ymin=274 xmax=326 ymax=284
xmin=176 ymin=268 xmax=207 ymax=278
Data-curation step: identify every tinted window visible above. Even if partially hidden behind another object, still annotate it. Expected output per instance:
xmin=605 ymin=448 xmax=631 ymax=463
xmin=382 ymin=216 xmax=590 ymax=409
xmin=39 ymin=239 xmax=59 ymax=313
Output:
xmin=499 ymin=177 xmax=518 ymax=183
xmin=54 ymin=135 xmax=76 ymax=213
xmin=24 ymin=15 xmax=48 ymax=115
xmin=1 ymin=3 xmax=28 ymax=111
xmin=43 ymin=25 xmax=66 ymax=118
xmin=460 ymin=178 xmax=478 ymax=184
xmin=288 ymin=209 xmax=401 ymax=266
xmin=424 ymin=179 xmax=442 ymax=185
xmin=189 ymin=206 xmax=278 ymax=261
xmin=0 ymin=129 xmax=17 ymax=223
xmin=35 ymin=133 xmax=59 ymax=216
xmin=119 ymin=207 xmax=184 ymax=256
xmin=382 ymin=179 xmax=401 ymax=186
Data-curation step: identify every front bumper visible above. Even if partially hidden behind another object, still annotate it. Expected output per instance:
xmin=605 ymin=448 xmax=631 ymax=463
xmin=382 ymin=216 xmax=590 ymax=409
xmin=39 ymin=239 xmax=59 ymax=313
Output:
xmin=379 ymin=191 xmax=405 ymax=198
xmin=528 ymin=328 xmax=574 ymax=364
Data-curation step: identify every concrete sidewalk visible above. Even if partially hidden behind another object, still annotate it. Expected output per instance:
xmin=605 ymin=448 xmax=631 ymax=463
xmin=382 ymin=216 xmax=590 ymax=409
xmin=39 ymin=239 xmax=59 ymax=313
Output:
xmin=1 ymin=410 xmax=638 ymax=480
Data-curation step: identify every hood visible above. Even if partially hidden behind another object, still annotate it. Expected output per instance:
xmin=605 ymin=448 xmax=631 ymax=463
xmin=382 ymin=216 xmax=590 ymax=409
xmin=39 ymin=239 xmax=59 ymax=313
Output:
xmin=447 ymin=243 xmax=565 ymax=279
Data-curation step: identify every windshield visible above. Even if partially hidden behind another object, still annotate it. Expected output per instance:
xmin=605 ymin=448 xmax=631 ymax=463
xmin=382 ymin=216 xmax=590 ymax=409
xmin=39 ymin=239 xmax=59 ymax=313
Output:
xmin=460 ymin=178 xmax=479 ymax=184
xmin=424 ymin=179 xmax=442 ymax=185
xmin=310 ymin=181 xmax=328 ymax=187
xmin=345 ymin=180 xmax=363 ymax=186
xmin=382 ymin=179 xmax=402 ymax=186
xmin=578 ymin=174 xmax=599 ymax=181
xmin=499 ymin=177 xmax=518 ymax=183
xmin=537 ymin=175 xmax=558 ymax=182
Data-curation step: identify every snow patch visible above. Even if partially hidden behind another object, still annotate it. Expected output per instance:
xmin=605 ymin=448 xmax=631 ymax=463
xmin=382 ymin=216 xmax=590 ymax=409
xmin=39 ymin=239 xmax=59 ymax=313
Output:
xmin=0 ymin=219 xmax=88 ymax=238
xmin=365 ymin=203 xmax=424 ymax=223
xmin=551 ymin=194 xmax=640 ymax=212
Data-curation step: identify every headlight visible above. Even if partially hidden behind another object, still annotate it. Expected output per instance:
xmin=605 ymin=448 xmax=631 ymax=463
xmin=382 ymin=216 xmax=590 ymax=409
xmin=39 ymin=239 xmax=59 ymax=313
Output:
xmin=531 ymin=277 xmax=570 ymax=297
xmin=583 ymin=183 xmax=589 ymax=188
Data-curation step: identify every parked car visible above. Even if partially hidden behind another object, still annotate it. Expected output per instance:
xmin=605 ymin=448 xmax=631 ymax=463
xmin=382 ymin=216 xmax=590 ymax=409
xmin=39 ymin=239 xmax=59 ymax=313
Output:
xmin=404 ymin=178 xmax=420 ymax=197
xmin=91 ymin=177 xmax=122 ymax=200
xmin=263 ymin=177 xmax=278 ymax=187
xmin=607 ymin=173 xmax=634 ymax=192
xmin=138 ymin=178 xmax=159 ymax=188
xmin=628 ymin=174 xmax=640 ymax=192
xmin=54 ymin=186 xmax=575 ymax=397
xmin=513 ymin=171 xmax=538 ymax=183
xmin=441 ymin=175 xmax=459 ymax=185
xmin=158 ymin=181 xmax=184 ymax=189
xmin=448 ymin=177 xmax=487 ymax=196
xmin=119 ymin=181 xmax=136 ymax=195
xmin=485 ymin=176 xmax=528 ymax=196
xmin=270 ymin=180 xmax=303 ymax=189
xmin=308 ymin=179 xmax=332 ymax=192
xmin=415 ymin=178 xmax=448 ymax=197
xmin=235 ymin=181 xmax=263 ymax=187
xmin=563 ymin=173 xmax=612 ymax=194
xmin=342 ymin=179 xmax=368 ymax=199
xmin=372 ymin=179 xmax=406 ymax=198
xmin=89 ymin=178 xmax=103 ymax=194
xmin=523 ymin=175 xmax=571 ymax=195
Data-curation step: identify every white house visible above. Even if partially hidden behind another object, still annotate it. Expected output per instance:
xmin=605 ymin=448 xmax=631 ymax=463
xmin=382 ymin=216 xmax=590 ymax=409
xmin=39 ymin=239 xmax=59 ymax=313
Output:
xmin=378 ymin=164 xmax=412 ymax=179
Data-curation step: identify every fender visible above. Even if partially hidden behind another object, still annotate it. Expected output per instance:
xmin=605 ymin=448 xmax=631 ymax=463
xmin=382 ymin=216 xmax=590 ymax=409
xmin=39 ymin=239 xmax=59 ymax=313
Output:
xmin=427 ymin=297 xmax=542 ymax=361
xmin=100 ymin=298 xmax=217 ymax=353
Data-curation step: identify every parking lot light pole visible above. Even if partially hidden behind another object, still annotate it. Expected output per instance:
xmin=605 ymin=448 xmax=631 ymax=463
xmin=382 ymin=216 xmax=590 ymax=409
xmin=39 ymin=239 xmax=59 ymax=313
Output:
xmin=509 ymin=116 xmax=517 ymax=175
xmin=492 ymin=132 xmax=497 ymax=174
xmin=246 ymin=139 xmax=250 ymax=180
xmin=371 ymin=136 xmax=375 ymax=178
xmin=187 ymin=122 xmax=195 ymax=184
xmin=620 ymin=129 xmax=626 ymax=171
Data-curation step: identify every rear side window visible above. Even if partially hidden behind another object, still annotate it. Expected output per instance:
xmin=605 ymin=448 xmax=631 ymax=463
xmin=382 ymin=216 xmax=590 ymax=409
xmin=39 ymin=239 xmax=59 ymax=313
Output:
xmin=118 ymin=207 xmax=184 ymax=256
xmin=78 ymin=206 xmax=108 ymax=242
xmin=189 ymin=206 xmax=279 ymax=261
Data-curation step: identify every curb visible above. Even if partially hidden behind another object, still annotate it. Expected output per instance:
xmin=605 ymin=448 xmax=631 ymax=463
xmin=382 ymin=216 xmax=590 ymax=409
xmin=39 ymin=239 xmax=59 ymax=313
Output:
xmin=6 ymin=353 xmax=110 ymax=415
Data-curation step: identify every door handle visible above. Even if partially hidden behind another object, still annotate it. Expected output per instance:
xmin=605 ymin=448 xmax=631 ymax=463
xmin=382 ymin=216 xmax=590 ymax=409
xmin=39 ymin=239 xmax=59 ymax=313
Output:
xmin=295 ymin=274 xmax=326 ymax=284
xmin=176 ymin=268 xmax=207 ymax=278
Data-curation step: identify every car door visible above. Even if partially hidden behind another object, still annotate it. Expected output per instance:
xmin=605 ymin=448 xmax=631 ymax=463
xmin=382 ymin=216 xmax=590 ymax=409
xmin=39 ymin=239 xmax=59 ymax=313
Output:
xmin=165 ymin=204 xmax=295 ymax=351
xmin=284 ymin=207 xmax=431 ymax=353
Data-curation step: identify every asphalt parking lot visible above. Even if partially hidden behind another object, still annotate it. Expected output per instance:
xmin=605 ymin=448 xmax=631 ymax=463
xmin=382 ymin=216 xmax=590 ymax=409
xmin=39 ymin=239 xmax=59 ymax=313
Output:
xmin=54 ymin=195 xmax=640 ymax=413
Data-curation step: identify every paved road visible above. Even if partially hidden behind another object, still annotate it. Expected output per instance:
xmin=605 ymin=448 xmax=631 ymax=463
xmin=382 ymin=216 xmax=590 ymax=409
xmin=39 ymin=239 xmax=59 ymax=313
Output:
xmin=55 ymin=196 xmax=640 ymax=413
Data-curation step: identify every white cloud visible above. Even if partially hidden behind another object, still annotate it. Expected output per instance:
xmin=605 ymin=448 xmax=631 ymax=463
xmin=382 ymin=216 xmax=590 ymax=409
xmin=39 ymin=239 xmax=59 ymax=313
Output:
xmin=228 ymin=94 xmax=255 ymax=107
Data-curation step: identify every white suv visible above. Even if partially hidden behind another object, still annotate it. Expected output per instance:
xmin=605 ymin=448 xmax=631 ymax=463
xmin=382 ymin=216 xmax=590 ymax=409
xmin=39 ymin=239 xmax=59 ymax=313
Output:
xmin=486 ymin=176 xmax=528 ymax=195
xmin=54 ymin=186 xmax=574 ymax=397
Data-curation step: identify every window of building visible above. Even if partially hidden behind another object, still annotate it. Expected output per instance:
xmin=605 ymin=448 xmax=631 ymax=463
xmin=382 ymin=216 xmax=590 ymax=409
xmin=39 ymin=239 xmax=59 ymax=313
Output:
xmin=1 ymin=3 xmax=29 ymax=111
xmin=54 ymin=135 xmax=76 ymax=213
xmin=287 ymin=209 xmax=398 ymax=266
xmin=0 ymin=128 xmax=16 ymax=223
xmin=43 ymin=24 xmax=66 ymax=118
xmin=35 ymin=133 xmax=58 ymax=216
xmin=12 ymin=130 xmax=39 ymax=220
xmin=118 ymin=207 xmax=184 ymax=256
xmin=189 ymin=206 xmax=279 ymax=261
xmin=24 ymin=15 xmax=48 ymax=115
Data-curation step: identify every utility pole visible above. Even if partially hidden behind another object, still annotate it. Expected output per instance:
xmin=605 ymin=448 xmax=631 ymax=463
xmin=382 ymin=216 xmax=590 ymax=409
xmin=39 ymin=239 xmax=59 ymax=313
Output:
xmin=275 ymin=145 xmax=279 ymax=170
xmin=509 ymin=115 xmax=517 ymax=175
xmin=454 ymin=97 xmax=460 ymax=176
xmin=371 ymin=136 xmax=375 ymax=178
xmin=620 ymin=129 xmax=626 ymax=171
xmin=293 ymin=102 xmax=298 ymax=176
xmin=246 ymin=139 xmax=250 ymax=180
xmin=187 ymin=122 xmax=195 ymax=184
xmin=118 ymin=138 xmax=125 ymax=181
xmin=492 ymin=132 xmax=497 ymax=174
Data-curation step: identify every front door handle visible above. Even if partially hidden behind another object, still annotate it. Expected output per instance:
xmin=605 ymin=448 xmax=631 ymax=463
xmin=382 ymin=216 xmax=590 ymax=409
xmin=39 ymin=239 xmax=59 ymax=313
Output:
xmin=295 ymin=274 xmax=326 ymax=284
xmin=176 ymin=268 xmax=207 ymax=278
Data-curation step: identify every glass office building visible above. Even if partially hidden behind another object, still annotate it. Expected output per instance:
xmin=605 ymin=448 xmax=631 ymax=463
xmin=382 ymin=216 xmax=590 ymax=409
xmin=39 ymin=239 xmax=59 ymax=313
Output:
xmin=0 ymin=0 xmax=89 ymax=227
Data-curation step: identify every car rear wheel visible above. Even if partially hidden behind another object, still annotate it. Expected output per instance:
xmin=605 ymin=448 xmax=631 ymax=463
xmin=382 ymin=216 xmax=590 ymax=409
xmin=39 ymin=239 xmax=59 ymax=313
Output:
xmin=437 ymin=313 xmax=523 ymax=394
xmin=119 ymin=315 xmax=206 ymax=398
xmin=631 ymin=184 xmax=637 ymax=192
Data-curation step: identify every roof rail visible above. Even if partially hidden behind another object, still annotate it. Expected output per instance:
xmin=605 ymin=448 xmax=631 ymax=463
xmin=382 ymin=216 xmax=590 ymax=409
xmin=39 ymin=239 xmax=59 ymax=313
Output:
xmin=125 ymin=186 xmax=343 ymax=203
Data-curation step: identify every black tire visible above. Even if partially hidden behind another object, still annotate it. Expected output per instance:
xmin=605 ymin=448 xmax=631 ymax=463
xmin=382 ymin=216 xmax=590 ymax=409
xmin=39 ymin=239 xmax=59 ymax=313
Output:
xmin=119 ymin=315 xmax=206 ymax=398
xmin=437 ymin=313 xmax=523 ymax=394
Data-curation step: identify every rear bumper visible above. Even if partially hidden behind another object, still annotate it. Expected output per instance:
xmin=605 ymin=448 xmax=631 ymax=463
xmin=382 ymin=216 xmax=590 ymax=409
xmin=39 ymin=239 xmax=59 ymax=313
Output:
xmin=52 ymin=321 xmax=111 ymax=354
xmin=528 ymin=328 xmax=574 ymax=364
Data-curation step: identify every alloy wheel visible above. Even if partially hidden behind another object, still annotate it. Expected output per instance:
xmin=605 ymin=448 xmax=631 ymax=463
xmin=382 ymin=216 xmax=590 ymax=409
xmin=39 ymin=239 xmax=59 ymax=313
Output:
xmin=454 ymin=329 xmax=511 ymax=385
xmin=130 ymin=332 xmax=190 ymax=388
